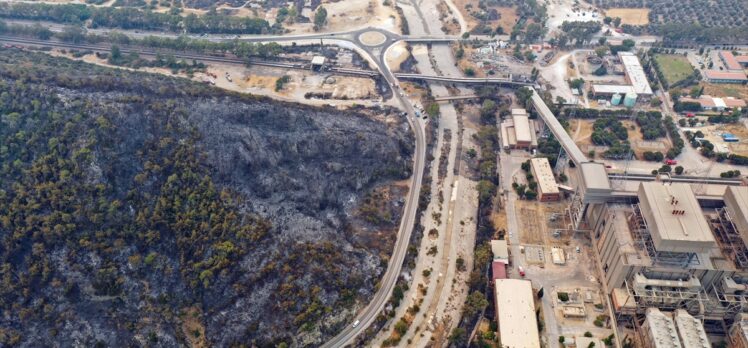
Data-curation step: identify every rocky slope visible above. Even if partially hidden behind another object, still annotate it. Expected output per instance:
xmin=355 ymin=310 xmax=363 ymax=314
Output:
xmin=0 ymin=49 xmax=413 ymax=347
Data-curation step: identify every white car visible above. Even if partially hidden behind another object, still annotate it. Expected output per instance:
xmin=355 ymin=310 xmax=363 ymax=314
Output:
xmin=352 ymin=320 xmax=360 ymax=328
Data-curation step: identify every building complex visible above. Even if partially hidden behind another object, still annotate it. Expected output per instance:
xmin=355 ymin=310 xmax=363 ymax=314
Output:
xmin=500 ymin=108 xmax=538 ymax=149
xmin=591 ymin=52 xmax=653 ymax=105
xmin=584 ymin=182 xmax=748 ymax=342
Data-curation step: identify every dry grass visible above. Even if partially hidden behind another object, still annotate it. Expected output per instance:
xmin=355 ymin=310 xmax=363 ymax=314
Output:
xmin=516 ymin=201 xmax=544 ymax=245
xmin=604 ymin=8 xmax=650 ymax=25
xmin=437 ymin=1 xmax=461 ymax=35
xmin=490 ymin=210 xmax=508 ymax=236
xmin=181 ymin=307 xmax=208 ymax=348
xmin=701 ymin=82 xmax=748 ymax=100
xmin=451 ymin=0 xmax=518 ymax=33
xmin=495 ymin=7 xmax=519 ymax=33
xmin=569 ymin=119 xmax=594 ymax=146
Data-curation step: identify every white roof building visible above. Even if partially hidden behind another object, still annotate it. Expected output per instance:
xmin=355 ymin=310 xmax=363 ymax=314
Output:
xmin=591 ymin=84 xmax=636 ymax=95
xmin=311 ymin=56 xmax=326 ymax=66
xmin=674 ymin=309 xmax=711 ymax=348
xmin=495 ymin=279 xmax=540 ymax=348
xmin=619 ymin=52 xmax=653 ymax=96
xmin=512 ymin=112 xmax=532 ymax=145
xmin=643 ymin=308 xmax=682 ymax=348
xmin=724 ymin=186 xmax=748 ymax=247
xmin=490 ymin=239 xmax=509 ymax=261
xmin=637 ymin=183 xmax=716 ymax=253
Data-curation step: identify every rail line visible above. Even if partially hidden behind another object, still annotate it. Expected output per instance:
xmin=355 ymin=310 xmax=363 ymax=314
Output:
xmin=0 ymin=36 xmax=380 ymax=78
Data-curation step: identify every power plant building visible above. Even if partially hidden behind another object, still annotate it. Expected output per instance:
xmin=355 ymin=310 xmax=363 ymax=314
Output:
xmin=642 ymin=308 xmax=682 ymax=348
xmin=729 ymin=313 xmax=748 ymax=348
xmin=673 ymin=309 xmax=711 ymax=348
xmin=588 ymin=182 xmax=748 ymax=323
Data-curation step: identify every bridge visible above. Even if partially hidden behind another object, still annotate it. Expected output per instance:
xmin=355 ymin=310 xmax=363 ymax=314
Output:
xmin=394 ymin=73 xmax=533 ymax=86
xmin=433 ymin=94 xmax=479 ymax=102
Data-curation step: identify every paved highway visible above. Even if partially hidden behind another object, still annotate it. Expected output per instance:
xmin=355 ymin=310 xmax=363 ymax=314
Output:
xmin=320 ymin=30 xmax=428 ymax=348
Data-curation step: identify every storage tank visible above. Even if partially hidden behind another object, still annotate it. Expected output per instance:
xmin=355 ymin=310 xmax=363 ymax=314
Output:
xmin=623 ymin=92 xmax=638 ymax=107
xmin=611 ymin=93 xmax=622 ymax=106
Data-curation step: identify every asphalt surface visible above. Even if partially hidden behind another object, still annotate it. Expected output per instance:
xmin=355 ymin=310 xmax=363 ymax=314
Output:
xmin=320 ymin=34 xmax=427 ymax=348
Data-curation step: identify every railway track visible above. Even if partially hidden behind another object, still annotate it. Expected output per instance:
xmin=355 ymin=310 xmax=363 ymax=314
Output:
xmin=0 ymin=35 xmax=380 ymax=78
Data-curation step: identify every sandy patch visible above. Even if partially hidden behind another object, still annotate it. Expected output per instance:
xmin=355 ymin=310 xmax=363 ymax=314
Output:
xmin=285 ymin=0 xmax=400 ymax=34
xmin=605 ymin=8 xmax=650 ymax=26
xmin=385 ymin=41 xmax=410 ymax=72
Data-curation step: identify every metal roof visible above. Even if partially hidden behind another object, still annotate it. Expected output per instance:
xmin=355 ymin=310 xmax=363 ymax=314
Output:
xmin=530 ymin=157 xmax=559 ymax=195
xmin=674 ymin=309 xmax=710 ymax=348
xmin=724 ymin=186 xmax=748 ymax=247
xmin=619 ymin=52 xmax=653 ymax=95
xmin=591 ymin=84 xmax=636 ymax=95
xmin=495 ymin=279 xmax=540 ymax=348
xmin=645 ymin=308 xmax=682 ymax=348
xmin=512 ymin=114 xmax=532 ymax=144
xmin=529 ymin=88 xmax=587 ymax=165
xmin=490 ymin=239 xmax=509 ymax=260
xmin=637 ymin=182 xmax=716 ymax=253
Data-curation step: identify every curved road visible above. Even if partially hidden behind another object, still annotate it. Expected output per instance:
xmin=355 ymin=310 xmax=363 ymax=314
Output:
xmin=320 ymin=32 xmax=428 ymax=348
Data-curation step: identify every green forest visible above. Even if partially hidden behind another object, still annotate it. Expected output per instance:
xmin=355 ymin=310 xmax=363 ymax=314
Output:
xmin=0 ymin=2 xmax=272 ymax=34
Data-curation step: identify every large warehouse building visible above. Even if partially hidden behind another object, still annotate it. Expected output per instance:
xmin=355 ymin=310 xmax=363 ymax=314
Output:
xmin=494 ymin=279 xmax=540 ymax=348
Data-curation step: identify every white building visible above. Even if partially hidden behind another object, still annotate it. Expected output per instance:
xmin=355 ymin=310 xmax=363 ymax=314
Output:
xmin=494 ymin=279 xmax=540 ymax=348
xmin=642 ymin=308 xmax=681 ymax=348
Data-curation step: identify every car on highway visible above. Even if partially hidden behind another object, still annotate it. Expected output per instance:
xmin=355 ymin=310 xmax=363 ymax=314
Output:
xmin=352 ymin=320 xmax=360 ymax=328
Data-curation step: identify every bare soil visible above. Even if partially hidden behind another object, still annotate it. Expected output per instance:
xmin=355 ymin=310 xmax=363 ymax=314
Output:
xmin=604 ymin=8 xmax=650 ymax=25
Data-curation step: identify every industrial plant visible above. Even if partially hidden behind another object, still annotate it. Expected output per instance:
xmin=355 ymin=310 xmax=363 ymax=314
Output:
xmin=582 ymin=182 xmax=748 ymax=343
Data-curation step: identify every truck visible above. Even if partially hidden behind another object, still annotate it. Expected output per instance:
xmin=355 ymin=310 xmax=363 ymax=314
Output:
xmin=518 ymin=266 xmax=525 ymax=277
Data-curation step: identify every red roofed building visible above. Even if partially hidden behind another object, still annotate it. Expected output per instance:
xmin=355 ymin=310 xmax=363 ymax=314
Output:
xmin=704 ymin=70 xmax=748 ymax=84
xmin=492 ymin=260 xmax=507 ymax=280
xmin=720 ymin=51 xmax=744 ymax=71
xmin=737 ymin=55 xmax=748 ymax=67
xmin=679 ymin=95 xmax=746 ymax=111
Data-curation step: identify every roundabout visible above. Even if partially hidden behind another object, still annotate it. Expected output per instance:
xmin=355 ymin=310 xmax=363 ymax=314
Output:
xmin=358 ymin=30 xmax=388 ymax=46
